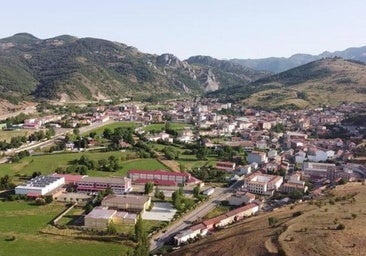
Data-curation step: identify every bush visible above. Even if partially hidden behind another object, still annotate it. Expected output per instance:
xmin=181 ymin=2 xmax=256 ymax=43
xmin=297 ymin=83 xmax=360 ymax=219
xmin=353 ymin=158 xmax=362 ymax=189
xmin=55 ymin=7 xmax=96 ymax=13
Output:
xmin=336 ymin=223 xmax=345 ymax=230
xmin=292 ymin=211 xmax=303 ymax=217
xmin=35 ymin=198 xmax=46 ymax=205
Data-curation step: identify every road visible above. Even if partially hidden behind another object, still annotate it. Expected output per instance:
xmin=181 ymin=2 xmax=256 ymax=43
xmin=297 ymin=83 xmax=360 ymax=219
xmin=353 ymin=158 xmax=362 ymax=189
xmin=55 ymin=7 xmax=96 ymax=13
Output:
xmin=4 ymin=119 xmax=117 ymax=156
xmin=150 ymin=180 xmax=243 ymax=252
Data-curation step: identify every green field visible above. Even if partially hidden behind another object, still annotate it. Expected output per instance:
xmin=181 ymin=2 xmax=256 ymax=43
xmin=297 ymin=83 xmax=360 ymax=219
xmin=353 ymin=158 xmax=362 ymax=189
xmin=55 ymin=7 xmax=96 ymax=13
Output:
xmin=144 ymin=122 xmax=191 ymax=132
xmin=0 ymin=201 xmax=133 ymax=256
xmin=82 ymin=121 xmax=137 ymax=135
xmin=0 ymin=129 xmax=34 ymax=142
xmin=0 ymin=151 xmax=169 ymax=183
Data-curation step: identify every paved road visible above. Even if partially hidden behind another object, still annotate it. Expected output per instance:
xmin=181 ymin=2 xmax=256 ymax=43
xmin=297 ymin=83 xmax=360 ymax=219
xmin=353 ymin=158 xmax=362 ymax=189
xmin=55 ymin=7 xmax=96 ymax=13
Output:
xmin=4 ymin=119 xmax=117 ymax=156
xmin=150 ymin=180 xmax=243 ymax=252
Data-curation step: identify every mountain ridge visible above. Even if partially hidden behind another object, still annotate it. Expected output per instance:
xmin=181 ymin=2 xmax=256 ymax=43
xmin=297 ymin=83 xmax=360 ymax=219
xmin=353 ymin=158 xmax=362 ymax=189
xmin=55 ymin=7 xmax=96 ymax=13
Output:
xmin=0 ymin=33 xmax=266 ymax=103
xmin=231 ymin=45 xmax=366 ymax=73
xmin=210 ymin=57 xmax=366 ymax=109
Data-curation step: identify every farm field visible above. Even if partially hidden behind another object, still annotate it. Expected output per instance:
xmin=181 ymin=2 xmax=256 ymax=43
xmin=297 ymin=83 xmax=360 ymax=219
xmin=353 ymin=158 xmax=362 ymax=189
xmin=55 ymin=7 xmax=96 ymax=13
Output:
xmin=82 ymin=121 xmax=137 ymax=135
xmin=0 ymin=151 xmax=168 ymax=183
xmin=0 ymin=129 xmax=34 ymax=142
xmin=0 ymin=201 xmax=132 ymax=256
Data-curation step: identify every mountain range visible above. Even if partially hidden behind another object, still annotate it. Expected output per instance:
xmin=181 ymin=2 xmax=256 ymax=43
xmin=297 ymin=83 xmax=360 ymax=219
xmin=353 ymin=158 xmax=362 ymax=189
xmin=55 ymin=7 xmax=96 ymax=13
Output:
xmin=210 ymin=57 xmax=366 ymax=109
xmin=0 ymin=32 xmax=366 ymax=109
xmin=0 ymin=33 xmax=267 ymax=103
xmin=230 ymin=45 xmax=366 ymax=73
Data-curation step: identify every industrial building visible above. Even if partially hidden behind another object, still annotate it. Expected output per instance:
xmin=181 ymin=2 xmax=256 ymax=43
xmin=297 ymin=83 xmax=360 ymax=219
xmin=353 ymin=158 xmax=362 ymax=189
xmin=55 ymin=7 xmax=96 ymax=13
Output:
xmin=15 ymin=175 xmax=65 ymax=197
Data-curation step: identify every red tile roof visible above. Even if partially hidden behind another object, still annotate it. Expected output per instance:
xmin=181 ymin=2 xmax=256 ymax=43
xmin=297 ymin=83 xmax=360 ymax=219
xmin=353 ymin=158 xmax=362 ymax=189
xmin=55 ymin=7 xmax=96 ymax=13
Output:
xmin=129 ymin=170 xmax=189 ymax=177
xmin=134 ymin=178 xmax=177 ymax=186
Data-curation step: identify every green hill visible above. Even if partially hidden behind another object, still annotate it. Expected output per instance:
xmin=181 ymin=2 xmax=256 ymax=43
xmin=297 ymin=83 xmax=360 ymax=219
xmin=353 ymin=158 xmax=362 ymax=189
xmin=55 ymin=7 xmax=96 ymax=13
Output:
xmin=0 ymin=33 xmax=267 ymax=103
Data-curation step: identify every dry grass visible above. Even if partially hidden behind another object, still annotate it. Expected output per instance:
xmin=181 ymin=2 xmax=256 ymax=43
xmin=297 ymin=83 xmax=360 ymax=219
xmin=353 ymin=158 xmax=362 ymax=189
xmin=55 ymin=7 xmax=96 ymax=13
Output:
xmin=169 ymin=182 xmax=366 ymax=256
xmin=242 ymin=58 xmax=366 ymax=109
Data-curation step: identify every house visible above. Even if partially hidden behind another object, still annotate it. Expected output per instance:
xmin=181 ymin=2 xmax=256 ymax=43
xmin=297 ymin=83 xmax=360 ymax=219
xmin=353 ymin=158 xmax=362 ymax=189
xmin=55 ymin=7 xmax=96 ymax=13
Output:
xmin=77 ymin=176 xmax=132 ymax=195
xmin=243 ymin=172 xmax=283 ymax=195
xmin=84 ymin=207 xmax=137 ymax=229
xmin=237 ymin=165 xmax=252 ymax=175
xmin=216 ymin=203 xmax=259 ymax=228
xmin=247 ymin=151 xmax=268 ymax=165
xmin=174 ymin=223 xmax=208 ymax=245
xmin=228 ymin=191 xmax=256 ymax=206
xmin=147 ymin=132 xmax=173 ymax=143
xmin=84 ymin=207 xmax=116 ymax=229
xmin=101 ymin=194 xmax=151 ymax=213
xmin=202 ymin=187 xmax=215 ymax=196
xmin=53 ymin=192 xmax=91 ymax=205
xmin=303 ymin=162 xmax=336 ymax=178
xmin=216 ymin=161 xmax=236 ymax=172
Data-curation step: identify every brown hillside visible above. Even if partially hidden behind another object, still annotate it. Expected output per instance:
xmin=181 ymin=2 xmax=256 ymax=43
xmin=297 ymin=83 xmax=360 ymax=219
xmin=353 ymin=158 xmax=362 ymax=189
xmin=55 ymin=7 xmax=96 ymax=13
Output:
xmin=169 ymin=182 xmax=366 ymax=256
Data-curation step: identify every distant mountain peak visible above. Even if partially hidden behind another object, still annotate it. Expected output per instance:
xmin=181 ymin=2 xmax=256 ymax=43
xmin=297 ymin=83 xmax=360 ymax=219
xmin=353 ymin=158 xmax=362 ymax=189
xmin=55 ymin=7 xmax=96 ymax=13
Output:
xmin=1 ymin=33 xmax=40 ymax=44
xmin=231 ymin=45 xmax=366 ymax=73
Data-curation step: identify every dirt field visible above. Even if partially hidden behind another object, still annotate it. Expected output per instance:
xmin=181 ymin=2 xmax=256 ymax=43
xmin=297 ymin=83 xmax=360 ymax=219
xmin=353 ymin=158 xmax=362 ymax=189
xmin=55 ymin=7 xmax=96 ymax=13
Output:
xmin=169 ymin=182 xmax=366 ymax=256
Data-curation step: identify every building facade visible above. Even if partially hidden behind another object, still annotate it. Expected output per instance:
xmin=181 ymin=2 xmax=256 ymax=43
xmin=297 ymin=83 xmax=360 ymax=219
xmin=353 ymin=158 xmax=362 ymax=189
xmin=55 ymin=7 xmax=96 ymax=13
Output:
xmin=77 ymin=176 xmax=132 ymax=195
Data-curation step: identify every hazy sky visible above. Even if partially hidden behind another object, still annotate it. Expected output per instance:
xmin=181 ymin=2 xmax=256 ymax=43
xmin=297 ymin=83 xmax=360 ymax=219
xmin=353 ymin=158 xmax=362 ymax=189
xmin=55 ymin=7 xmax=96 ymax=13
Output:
xmin=1 ymin=0 xmax=365 ymax=59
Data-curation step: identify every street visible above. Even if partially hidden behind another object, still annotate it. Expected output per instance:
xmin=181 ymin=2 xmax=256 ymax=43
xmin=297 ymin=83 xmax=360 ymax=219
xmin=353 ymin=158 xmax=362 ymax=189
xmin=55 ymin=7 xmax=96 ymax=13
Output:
xmin=150 ymin=180 xmax=242 ymax=252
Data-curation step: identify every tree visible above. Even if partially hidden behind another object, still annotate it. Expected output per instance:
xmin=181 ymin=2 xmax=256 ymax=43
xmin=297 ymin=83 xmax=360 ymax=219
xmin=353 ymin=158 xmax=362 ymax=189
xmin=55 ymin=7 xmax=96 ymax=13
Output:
xmin=73 ymin=128 xmax=80 ymax=136
xmin=107 ymin=222 xmax=117 ymax=235
xmin=46 ymin=127 xmax=55 ymax=139
xmin=134 ymin=214 xmax=144 ymax=242
xmin=196 ymin=146 xmax=208 ymax=160
xmin=193 ymin=185 xmax=200 ymax=198
xmin=268 ymin=217 xmax=278 ymax=227
xmin=154 ymin=186 xmax=161 ymax=199
xmin=134 ymin=215 xmax=149 ymax=256
xmin=44 ymin=195 xmax=53 ymax=204
xmin=144 ymin=182 xmax=154 ymax=195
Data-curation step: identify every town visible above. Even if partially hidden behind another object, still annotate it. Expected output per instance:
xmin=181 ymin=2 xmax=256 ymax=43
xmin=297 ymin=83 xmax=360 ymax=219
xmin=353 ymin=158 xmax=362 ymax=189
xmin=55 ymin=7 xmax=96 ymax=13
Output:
xmin=0 ymin=97 xmax=365 ymax=255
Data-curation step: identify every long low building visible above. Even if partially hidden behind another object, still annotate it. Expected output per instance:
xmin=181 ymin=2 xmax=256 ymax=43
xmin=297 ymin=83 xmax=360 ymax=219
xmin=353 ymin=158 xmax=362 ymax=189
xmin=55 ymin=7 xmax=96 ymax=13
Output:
xmin=303 ymin=162 xmax=336 ymax=178
xmin=128 ymin=170 xmax=190 ymax=186
xmin=77 ymin=176 xmax=132 ymax=195
xmin=101 ymin=194 xmax=151 ymax=213
xmin=15 ymin=175 xmax=65 ymax=197
xmin=175 ymin=203 xmax=259 ymax=245
xmin=84 ymin=207 xmax=137 ymax=229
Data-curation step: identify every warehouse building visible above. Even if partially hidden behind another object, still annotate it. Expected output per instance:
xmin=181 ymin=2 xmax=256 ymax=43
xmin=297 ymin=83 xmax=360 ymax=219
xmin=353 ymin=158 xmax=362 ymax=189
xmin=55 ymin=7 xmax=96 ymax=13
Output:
xmin=15 ymin=175 xmax=65 ymax=197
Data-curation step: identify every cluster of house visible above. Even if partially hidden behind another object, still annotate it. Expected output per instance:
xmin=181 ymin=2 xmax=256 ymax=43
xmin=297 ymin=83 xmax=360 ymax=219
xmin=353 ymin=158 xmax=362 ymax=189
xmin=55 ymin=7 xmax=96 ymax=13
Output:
xmin=174 ymin=202 xmax=259 ymax=245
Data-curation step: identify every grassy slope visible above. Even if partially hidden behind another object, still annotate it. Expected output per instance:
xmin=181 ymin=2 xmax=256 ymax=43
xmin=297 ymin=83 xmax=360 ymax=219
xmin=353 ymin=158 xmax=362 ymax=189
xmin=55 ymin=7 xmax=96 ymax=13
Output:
xmin=237 ymin=58 xmax=366 ymax=109
xmin=170 ymin=182 xmax=366 ymax=256
xmin=0 ymin=201 xmax=132 ymax=256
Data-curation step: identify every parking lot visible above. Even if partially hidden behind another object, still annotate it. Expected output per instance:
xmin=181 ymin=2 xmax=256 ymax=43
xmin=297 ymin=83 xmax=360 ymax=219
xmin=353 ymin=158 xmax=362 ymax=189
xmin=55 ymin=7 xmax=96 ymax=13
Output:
xmin=142 ymin=202 xmax=177 ymax=222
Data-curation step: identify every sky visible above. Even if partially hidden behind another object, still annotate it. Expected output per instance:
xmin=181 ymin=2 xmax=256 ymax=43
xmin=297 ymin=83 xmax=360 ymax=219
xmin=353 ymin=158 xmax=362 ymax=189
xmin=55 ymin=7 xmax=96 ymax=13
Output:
xmin=1 ymin=0 xmax=365 ymax=60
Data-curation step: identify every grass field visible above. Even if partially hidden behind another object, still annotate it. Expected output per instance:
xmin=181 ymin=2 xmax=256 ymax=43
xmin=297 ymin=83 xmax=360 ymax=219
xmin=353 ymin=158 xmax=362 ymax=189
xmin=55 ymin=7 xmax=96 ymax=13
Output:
xmin=0 ymin=201 xmax=133 ymax=256
xmin=0 ymin=151 xmax=168 ymax=183
xmin=144 ymin=123 xmax=191 ymax=133
xmin=82 ymin=121 xmax=137 ymax=135
xmin=0 ymin=129 xmax=33 ymax=142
